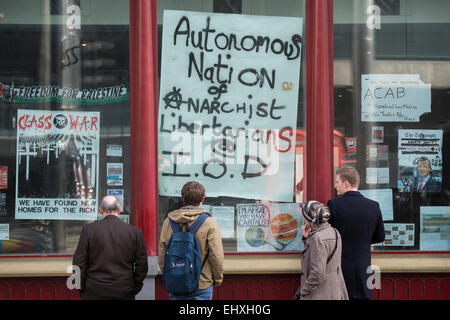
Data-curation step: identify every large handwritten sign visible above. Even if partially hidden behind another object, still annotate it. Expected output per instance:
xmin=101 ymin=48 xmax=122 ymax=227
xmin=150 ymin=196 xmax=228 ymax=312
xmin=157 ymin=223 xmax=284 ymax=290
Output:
xmin=158 ymin=10 xmax=303 ymax=201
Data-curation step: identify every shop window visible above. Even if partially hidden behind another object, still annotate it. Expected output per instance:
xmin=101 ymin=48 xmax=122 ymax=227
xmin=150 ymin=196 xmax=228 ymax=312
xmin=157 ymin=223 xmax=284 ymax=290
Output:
xmin=156 ymin=0 xmax=308 ymax=253
xmin=374 ymin=0 xmax=401 ymax=16
xmin=0 ymin=0 xmax=131 ymax=255
xmin=333 ymin=0 xmax=450 ymax=251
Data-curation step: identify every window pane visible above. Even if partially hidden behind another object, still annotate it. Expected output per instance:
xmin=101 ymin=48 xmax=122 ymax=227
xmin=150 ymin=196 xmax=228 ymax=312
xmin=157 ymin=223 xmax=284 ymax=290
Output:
xmin=0 ymin=0 xmax=130 ymax=255
xmin=157 ymin=0 xmax=306 ymax=253
xmin=333 ymin=0 xmax=450 ymax=251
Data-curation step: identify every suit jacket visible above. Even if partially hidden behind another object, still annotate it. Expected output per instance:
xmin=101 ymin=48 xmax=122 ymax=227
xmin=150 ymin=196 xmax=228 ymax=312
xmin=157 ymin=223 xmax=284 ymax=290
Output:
xmin=327 ymin=191 xmax=385 ymax=299
xmin=73 ymin=215 xmax=148 ymax=300
xmin=410 ymin=175 xmax=441 ymax=192
xmin=300 ymin=223 xmax=349 ymax=300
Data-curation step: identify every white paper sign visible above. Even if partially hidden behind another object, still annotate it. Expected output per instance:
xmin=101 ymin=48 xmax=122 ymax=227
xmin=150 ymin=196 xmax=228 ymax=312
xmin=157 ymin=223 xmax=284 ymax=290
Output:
xmin=361 ymin=74 xmax=431 ymax=122
xmin=365 ymin=167 xmax=389 ymax=184
xmin=158 ymin=10 xmax=303 ymax=201
xmin=106 ymin=144 xmax=123 ymax=157
xmin=211 ymin=206 xmax=235 ymax=238
xmin=359 ymin=189 xmax=394 ymax=221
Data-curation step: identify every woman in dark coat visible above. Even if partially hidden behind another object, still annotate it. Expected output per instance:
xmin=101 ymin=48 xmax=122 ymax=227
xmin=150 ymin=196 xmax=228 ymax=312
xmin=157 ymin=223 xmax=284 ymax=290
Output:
xmin=299 ymin=201 xmax=348 ymax=300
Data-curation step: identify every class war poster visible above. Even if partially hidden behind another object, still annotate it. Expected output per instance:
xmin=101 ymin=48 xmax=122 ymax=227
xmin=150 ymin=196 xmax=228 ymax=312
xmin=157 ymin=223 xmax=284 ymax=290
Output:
xmin=158 ymin=10 xmax=303 ymax=202
xmin=15 ymin=109 xmax=100 ymax=220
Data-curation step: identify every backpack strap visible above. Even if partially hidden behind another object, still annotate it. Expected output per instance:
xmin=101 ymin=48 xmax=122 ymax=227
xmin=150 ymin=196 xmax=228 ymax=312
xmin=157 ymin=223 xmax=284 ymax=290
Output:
xmin=188 ymin=213 xmax=209 ymax=234
xmin=169 ymin=218 xmax=181 ymax=233
xmin=189 ymin=213 xmax=210 ymax=270
xmin=168 ymin=212 xmax=209 ymax=234
xmin=326 ymin=228 xmax=339 ymax=264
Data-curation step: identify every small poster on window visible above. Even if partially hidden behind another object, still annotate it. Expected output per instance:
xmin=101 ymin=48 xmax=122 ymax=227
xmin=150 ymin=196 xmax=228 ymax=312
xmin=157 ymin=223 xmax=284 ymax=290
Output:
xmin=371 ymin=126 xmax=384 ymax=143
xmin=397 ymin=129 xmax=442 ymax=192
xmin=0 ymin=166 xmax=7 ymax=189
xmin=345 ymin=137 xmax=357 ymax=154
xmin=0 ymin=224 xmax=9 ymax=240
xmin=210 ymin=206 xmax=235 ymax=238
xmin=382 ymin=223 xmax=415 ymax=246
xmin=236 ymin=203 xmax=303 ymax=252
xmin=366 ymin=145 xmax=388 ymax=161
xmin=106 ymin=144 xmax=123 ymax=157
xmin=420 ymin=206 xmax=450 ymax=251
xmin=107 ymin=163 xmax=123 ymax=186
xmin=366 ymin=167 xmax=389 ymax=185
xmin=361 ymin=74 xmax=431 ymax=122
xmin=0 ymin=192 xmax=6 ymax=216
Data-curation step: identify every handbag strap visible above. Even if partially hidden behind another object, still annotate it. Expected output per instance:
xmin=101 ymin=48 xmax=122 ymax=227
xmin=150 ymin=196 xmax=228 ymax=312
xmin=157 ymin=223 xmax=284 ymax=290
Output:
xmin=326 ymin=228 xmax=339 ymax=264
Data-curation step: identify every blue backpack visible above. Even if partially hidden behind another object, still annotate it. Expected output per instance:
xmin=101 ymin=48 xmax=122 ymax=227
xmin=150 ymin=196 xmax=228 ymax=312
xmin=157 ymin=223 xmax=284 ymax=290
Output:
xmin=162 ymin=213 xmax=209 ymax=294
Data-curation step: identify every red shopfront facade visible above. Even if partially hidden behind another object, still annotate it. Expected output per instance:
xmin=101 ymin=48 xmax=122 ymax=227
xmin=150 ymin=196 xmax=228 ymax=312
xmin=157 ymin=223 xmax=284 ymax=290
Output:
xmin=0 ymin=0 xmax=449 ymax=300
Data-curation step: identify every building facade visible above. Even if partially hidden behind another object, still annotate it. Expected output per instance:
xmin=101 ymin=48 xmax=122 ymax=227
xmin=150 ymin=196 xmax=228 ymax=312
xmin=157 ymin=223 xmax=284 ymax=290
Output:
xmin=0 ymin=0 xmax=449 ymax=300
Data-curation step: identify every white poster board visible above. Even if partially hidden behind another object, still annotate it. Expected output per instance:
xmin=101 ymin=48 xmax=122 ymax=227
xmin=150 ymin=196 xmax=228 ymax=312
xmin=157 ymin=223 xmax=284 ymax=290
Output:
xmin=158 ymin=10 xmax=303 ymax=201
xmin=210 ymin=206 xmax=235 ymax=238
xmin=359 ymin=189 xmax=394 ymax=221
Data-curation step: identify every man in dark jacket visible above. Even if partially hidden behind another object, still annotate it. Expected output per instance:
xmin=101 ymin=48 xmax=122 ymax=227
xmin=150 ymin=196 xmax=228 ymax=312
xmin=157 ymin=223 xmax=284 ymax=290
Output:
xmin=327 ymin=167 xmax=385 ymax=300
xmin=73 ymin=195 xmax=148 ymax=300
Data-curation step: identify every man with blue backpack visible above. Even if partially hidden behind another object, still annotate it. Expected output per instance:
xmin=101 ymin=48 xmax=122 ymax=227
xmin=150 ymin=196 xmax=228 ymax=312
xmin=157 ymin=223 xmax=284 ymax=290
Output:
xmin=158 ymin=181 xmax=224 ymax=300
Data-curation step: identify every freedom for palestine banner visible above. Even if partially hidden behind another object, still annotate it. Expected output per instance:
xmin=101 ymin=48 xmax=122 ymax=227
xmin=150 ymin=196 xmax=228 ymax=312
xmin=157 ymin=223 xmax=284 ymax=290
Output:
xmin=0 ymin=82 xmax=128 ymax=105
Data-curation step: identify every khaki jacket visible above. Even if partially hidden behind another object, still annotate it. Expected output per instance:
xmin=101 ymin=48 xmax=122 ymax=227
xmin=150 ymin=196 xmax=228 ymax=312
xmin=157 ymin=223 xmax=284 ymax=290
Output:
xmin=300 ymin=222 xmax=349 ymax=300
xmin=158 ymin=206 xmax=224 ymax=290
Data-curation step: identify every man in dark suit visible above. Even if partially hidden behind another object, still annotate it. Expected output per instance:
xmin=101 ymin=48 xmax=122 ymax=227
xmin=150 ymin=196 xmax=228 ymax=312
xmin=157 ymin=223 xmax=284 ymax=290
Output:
xmin=73 ymin=195 xmax=148 ymax=300
xmin=327 ymin=167 xmax=385 ymax=300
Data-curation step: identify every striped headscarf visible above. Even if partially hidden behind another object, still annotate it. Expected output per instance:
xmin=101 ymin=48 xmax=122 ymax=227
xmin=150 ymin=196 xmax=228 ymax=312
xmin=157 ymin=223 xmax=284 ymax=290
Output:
xmin=300 ymin=200 xmax=331 ymax=230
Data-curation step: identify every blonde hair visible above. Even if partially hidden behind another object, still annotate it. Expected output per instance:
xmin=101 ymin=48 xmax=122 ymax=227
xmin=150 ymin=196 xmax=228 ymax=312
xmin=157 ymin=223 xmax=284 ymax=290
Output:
xmin=336 ymin=167 xmax=360 ymax=189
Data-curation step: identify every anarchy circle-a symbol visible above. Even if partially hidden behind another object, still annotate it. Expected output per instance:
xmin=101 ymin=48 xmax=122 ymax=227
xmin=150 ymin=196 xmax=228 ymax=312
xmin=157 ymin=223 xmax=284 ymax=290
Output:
xmin=163 ymin=87 xmax=186 ymax=110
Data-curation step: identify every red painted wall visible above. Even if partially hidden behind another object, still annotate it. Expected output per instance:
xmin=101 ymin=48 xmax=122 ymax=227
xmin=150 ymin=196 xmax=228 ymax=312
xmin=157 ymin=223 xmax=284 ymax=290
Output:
xmin=0 ymin=274 xmax=448 ymax=300
xmin=154 ymin=274 xmax=450 ymax=300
